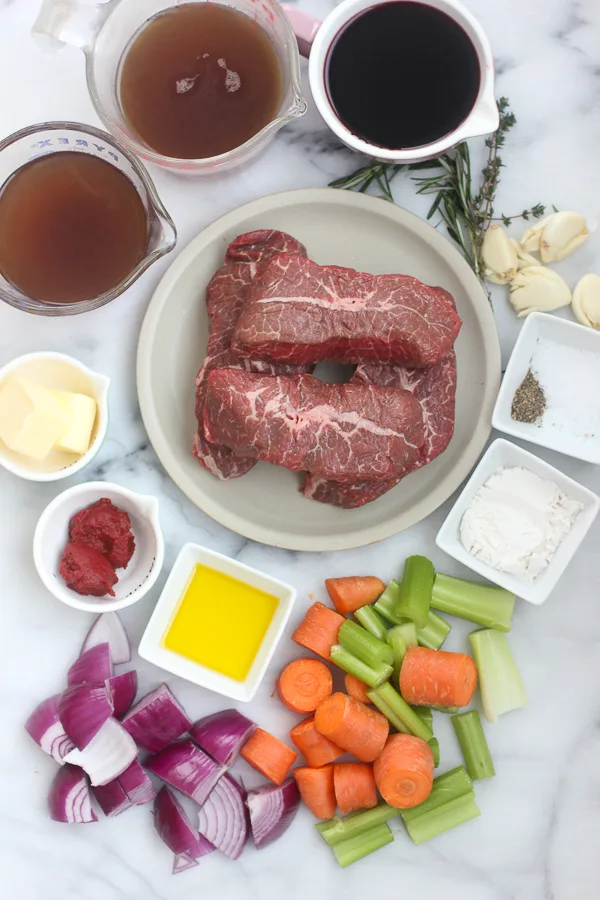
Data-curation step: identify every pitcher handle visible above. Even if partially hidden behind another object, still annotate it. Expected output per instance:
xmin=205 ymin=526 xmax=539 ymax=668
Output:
xmin=282 ymin=5 xmax=322 ymax=58
xmin=32 ymin=0 xmax=111 ymax=53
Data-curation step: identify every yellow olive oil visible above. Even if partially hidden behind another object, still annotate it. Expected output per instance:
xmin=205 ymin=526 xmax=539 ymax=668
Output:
xmin=162 ymin=564 xmax=278 ymax=681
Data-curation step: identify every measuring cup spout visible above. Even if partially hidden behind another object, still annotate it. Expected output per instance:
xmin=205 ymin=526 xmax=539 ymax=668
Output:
xmin=32 ymin=0 xmax=111 ymax=53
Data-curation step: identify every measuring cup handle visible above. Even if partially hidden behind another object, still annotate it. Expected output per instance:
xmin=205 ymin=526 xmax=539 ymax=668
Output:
xmin=282 ymin=6 xmax=322 ymax=58
xmin=32 ymin=0 xmax=111 ymax=53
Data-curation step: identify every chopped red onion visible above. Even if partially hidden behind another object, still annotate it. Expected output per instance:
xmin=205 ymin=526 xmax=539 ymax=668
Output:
xmin=48 ymin=764 xmax=97 ymax=823
xmin=198 ymin=773 xmax=248 ymax=860
xmin=173 ymin=852 xmax=198 ymax=874
xmin=117 ymin=759 xmax=156 ymax=805
xmin=59 ymin=682 xmax=114 ymax=750
xmin=25 ymin=695 xmax=74 ymax=764
xmin=247 ymin=778 xmax=300 ymax=849
xmin=64 ymin=718 xmax=137 ymax=786
xmin=122 ymin=684 xmax=192 ymax=753
xmin=92 ymin=778 xmax=133 ymax=817
xmin=106 ymin=671 xmax=138 ymax=718
xmin=81 ymin=612 xmax=131 ymax=665
xmin=67 ymin=642 xmax=114 ymax=686
xmin=146 ymin=739 xmax=224 ymax=805
xmin=190 ymin=709 xmax=256 ymax=767
xmin=154 ymin=786 xmax=215 ymax=860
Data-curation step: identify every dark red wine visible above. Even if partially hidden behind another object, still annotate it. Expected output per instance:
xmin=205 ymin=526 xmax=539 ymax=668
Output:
xmin=326 ymin=2 xmax=481 ymax=150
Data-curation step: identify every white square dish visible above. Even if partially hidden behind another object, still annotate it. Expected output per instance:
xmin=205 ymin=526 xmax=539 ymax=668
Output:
xmin=138 ymin=543 xmax=297 ymax=702
xmin=492 ymin=312 xmax=600 ymax=464
xmin=435 ymin=438 xmax=599 ymax=605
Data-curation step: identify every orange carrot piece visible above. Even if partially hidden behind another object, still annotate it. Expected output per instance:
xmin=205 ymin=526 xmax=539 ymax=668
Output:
xmin=240 ymin=727 xmax=298 ymax=785
xmin=399 ymin=646 xmax=478 ymax=708
xmin=289 ymin=716 xmax=343 ymax=768
xmin=277 ymin=658 xmax=333 ymax=714
xmin=345 ymin=673 xmax=372 ymax=705
xmin=325 ymin=576 xmax=386 ymax=614
xmin=314 ymin=693 xmax=389 ymax=763
xmin=292 ymin=602 xmax=345 ymax=660
xmin=333 ymin=762 xmax=378 ymax=815
xmin=373 ymin=734 xmax=434 ymax=809
xmin=294 ymin=765 xmax=336 ymax=819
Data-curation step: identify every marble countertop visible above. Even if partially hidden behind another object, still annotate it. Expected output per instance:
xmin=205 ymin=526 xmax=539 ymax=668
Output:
xmin=1 ymin=1 xmax=600 ymax=898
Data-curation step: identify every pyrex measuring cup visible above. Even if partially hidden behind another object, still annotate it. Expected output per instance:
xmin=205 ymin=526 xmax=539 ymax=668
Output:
xmin=0 ymin=122 xmax=176 ymax=316
xmin=32 ymin=0 xmax=307 ymax=175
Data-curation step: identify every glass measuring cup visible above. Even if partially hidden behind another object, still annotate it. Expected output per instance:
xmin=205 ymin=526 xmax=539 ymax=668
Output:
xmin=0 ymin=122 xmax=176 ymax=316
xmin=32 ymin=0 xmax=307 ymax=175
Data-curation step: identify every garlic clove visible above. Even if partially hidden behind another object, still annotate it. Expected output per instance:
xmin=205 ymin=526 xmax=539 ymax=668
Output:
xmin=539 ymin=211 xmax=589 ymax=262
xmin=519 ymin=218 xmax=549 ymax=253
xmin=482 ymin=225 xmax=518 ymax=283
xmin=511 ymin=239 xmax=542 ymax=270
xmin=572 ymin=273 xmax=600 ymax=328
xmin=509 ymin=266 xmax=572 ymax=317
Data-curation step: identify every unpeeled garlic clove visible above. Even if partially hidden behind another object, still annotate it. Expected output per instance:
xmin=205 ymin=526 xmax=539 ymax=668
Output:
xmin=482 ymin=225 xmax=518 ymax=283
xmin=519 ymin=218 xmax=549 ymax=253
xmin=539 ymin=211 xmax=589 ymax=262
xmin=509 ymin=266 xmax=572 ymax=317
xmin=511 ymin=239 xmax=542 ymax=270
xmin=572 ymin=273 xmax=600 ymax=328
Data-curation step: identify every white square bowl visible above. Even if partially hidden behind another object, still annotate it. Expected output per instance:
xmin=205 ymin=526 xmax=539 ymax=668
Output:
xmin=435 ymin=438 xmax=599 ymax=604
xmin=138 ymin=543 xmax=297 ymax=702
xmin=492 ymin=312 xmax=600 ymax=464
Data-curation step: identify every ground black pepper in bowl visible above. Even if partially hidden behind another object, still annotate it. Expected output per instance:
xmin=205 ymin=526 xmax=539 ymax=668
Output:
xmin=511 ymin=369 xmax=546 ymax=424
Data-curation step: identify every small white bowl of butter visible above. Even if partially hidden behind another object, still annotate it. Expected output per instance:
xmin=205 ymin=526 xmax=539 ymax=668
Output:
xmin=0 ymin=351 xmax=109 ymax=481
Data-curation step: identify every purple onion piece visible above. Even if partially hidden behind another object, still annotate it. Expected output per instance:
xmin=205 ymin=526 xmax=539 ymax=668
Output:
xmin=117 ymin=759 xmax=156 ymax=805
xmin=121 ymin=684 xmax=192 ymax=753
xmin=59 ymin=682 xmax=114 ymax=750
xmin=190 ymin=709 xmax=256 ymax=767
xmin=146 ymin=740 xmax=225 ymax=805
xmin=81 ymin=612 xmax=131 ymax=665
xmin=173 ymin=852 xmax=198 ymax=874
xmin=154 ymin=786 xmax=216 ymax=859
xmin=25 ymin=695 xmax=74 ymax=764
xmin=106 ymin=671 xmax=138 ymax=718
xmin=247 ymin=778 xmax=300 ymax=849
xmin=48 ymin=764 xmax=97 ymax=823
xmin=64 ymin=718 xmax=137 ymax=786
xmin=92 ymin=778 xmax=132 ymax=817
xmin=67 ymin=643 xmax=113 ymax=686
xmin=198 ymin=773 xmax=248 ymax=860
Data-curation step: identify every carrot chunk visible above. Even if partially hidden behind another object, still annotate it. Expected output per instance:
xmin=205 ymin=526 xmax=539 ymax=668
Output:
xmin=289 ymin=716 xmax=343 ymax=768
xmin=240 ymin=727 xmax=297 ymax=785
xmin=345 ymin=673 xmax=372 ymax=705
xmin=399 ymin=646 xmax=478 ymax=708
xmin=373 ymin=734 xmax=434 ymax=809
xmin=333 ymin=762 xmax=378 ymax=815
xmin=325 ymin=576 xmax=386 ymax=615
xmin=277 ymin=658 xmax=333 ymax=714
xmin=292 ymin=602 xmax=345 ymax=660
xmin=294 ymin=765 xmax=336 ymax=819
xmin=314 ymin=692 xmax=389 ymax=763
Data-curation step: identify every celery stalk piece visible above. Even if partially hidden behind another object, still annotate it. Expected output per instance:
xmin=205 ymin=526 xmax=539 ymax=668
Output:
xmin=368 ymin=683 xmax=433 ymax=741
xmin=402 ymin=792 xmax=480 ymax=844
xmin=330 ymin=645 xmax=393 ymax=689
xmin=374 ymin=582 xmax=404 ymax=625
xmin=393 ymin=556 xmax=435 ymax=628
xmin=332 ymin=823 xmax=393 ymax=867
xmin=469 ymin=629 xmax=527 ymax=723
xmin=413 ymin=706 xmax=433 ymax=729
xmin=451 ymin=711 xmax=495 ymax=780
xmin=432 ymin=706 xmax=460 ymax=715
xmin=427 ymin=737 xmax=440 ymax=768
xmin=367 ymin=688 xmax=410 ymax=734
xmin=386 ymin=625 xmax=407 ymax=682
xmin=316 ymin=803 xmax=399 ymax=846
xmin=432 ymin=573 xmax=515 ymax=632
xmin=354 ymin=605 xmax=388 ymax=641
xmin=401 ymin=766 xmax=473 ymax=823
xmin=397 ymin=621 xmax=418 ymax=648
xmin=417 ymin=610 xmax=451 ymax=650
xmin=338 ymin=620 xmax=394 ymax=668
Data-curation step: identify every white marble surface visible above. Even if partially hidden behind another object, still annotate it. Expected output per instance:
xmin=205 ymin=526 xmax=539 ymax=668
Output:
xmin=1 ymin=1 xmax=600 ymax=898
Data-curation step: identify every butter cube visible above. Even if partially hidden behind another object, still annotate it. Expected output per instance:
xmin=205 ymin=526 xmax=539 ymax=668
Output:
xmin=0 ymin=376 xmax=71 ymax=461
xmin=54 ymin=390 xmax=97 ymax=455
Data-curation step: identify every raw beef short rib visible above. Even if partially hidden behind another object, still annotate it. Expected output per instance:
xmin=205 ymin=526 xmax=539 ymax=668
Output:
xmin=233 ymin=254 xmax=462 ymax=367
xmin=203 ymin=370 xmax=426 ymax=483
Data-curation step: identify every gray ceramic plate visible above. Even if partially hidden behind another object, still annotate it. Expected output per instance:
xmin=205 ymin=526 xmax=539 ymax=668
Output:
xmin=137 ymin=189 xmax=500 ymax=551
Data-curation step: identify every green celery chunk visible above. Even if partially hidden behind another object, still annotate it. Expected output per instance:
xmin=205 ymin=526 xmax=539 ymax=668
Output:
xmin=368 ymin=683 xmax=432 ymax=741
xmin=432 ymin=706 xmax=460 ymax=715
xmin=330 ymin=644 xmax=393 ymax=689
xmin=451 ymin=711 xmax=495 ymax=780
xmin=417 ymin=610 xmax=451 ymax=650
xmin=374 ymin=582 xmax=404 ymax=625
xmin=401 ymin=766 xmax=473 ymax=823
xmin=469 ymin=629 xmax=527 ymax=723
xmin=368 ymin=687 xmax=410 ymax=734
xmin=428 ymin=737 xmax=440 ymax=768
xmin=338 ymin=620 xmax=393 ymax=668
xmin=413 ymin=706 xmax=433 ymax=729
xmin=386 ymin=625 xmax=407 ymax=682
xmin=393 ymin=556 xmax=435 ymax=628
xmin=355 ymin=605 xmax=388 ymax=641
xmin=316 ymin=803 xmax=399 ymax=846
xmin=432 ymin=573 xmax=515 ymax=632
xmin=402 ymin=793 xmax=480 ymax=844
xmin=332 ymin=823 xmax=393 ymax=867
xmin=397 ymin=621 xmax=418 ymax=647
